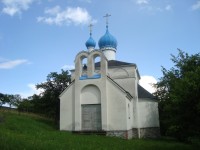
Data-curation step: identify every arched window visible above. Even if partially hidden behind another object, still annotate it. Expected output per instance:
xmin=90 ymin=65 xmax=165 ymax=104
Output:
xmin=78 ymin=54 xmax=88 ymax=79
xmin=94 ymin=55 xmax=101 ymax=75
xmin=88 ymin=51 xmax=104 ymax=78
xmin=81 ymin=57 xmax=87 ymax=76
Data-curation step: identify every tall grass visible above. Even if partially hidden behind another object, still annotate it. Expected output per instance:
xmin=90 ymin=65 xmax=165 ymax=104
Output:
xmin=0 ymin=109 xmax=198 ymax=150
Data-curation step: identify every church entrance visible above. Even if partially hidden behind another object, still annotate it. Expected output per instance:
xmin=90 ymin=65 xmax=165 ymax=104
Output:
xmin=82 ymin=104 xmax=102 ymax=131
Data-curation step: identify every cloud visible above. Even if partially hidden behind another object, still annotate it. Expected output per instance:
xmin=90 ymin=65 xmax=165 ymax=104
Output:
xmin=165 ymin=4 xmax=172 ymax=11
xmin=134 ymin=0 xmax=173 ymax=12
xmin=37 ymin=6 xmax=96 ymax=26
xmin=139 ymin=75 xmax=157 ymax=93
xmin=135 ymin=0 xmax=149 ymax=5
xmin=0 ymin=59 xmax=29 ymax=69
xmin=62 ymin=65 xmax=75 ymax=70
xmin=1 ymin=0 xmax=34 ymax=16
xmin=192 ymin=1 xmax=200 ymax=10
xmin=79 ymin=0 xmax=92 ymax=3
xmin=19 ymin=83 xmax=44 ymax=98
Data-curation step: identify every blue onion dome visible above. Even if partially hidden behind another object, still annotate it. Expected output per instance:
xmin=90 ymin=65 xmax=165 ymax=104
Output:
xmin=85 ymin=35 xmax=96 ymax=49
xmin=98 ymin=28 xmax=117 ymax=50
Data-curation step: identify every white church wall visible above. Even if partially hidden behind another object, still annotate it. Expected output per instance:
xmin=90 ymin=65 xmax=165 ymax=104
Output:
xmin=108 ymin=66 xmax=136 ymax=79
xmin=126 ymin=99 xmax=133 ymax=130
xmin=107 ymin=79 xmax=130 ymax=130
xmin=74 ymin=78 xmax=108 ymax=131
xmin=132 ymin=99 xmax=138 ymax=128
xmin=70 ymin=70 xmax=75 ymax=81
xmin=109 ymin=67 xmax=129 ymax=78
xmin=138 ymin=99 xmax=160 ymax=128
xmin=113 ymin=78 xmax=136 ymax=97
xmin=102 ymin=50 xmax=116 ymax=60
xmin=81 ymin=85 xmax=101 ymax=104
xmin=60 ymin=83 xmax=75 ymax=131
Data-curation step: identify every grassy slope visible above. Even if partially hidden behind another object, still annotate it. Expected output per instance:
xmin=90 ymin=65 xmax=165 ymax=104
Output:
xmin=0 ymin=110 xmax=198 ymax=150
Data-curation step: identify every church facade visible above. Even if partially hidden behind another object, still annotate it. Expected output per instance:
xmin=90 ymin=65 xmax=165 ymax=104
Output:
xmin=60 ymin=20 xmax=160 ymax=139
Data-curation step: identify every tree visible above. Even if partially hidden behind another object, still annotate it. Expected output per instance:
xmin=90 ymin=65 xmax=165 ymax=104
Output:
xmin=36 ymin=69 xmax=71 ymax=124
xmin=18 ymin=98 xmax=34 ymax=112
xmin=155 ymin=49 xmax=200 ymax=141
xmin=0 ymin=93 xmax=5 ymax=107
xmin=0 ymin=93 xmax=22 ymax=108
xmin=5 ymin=94 xmax=22 ymax=108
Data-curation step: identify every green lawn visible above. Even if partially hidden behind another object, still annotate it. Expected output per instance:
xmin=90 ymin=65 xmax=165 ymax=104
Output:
xmin=0 ymin=109 xmax=199 ymax=150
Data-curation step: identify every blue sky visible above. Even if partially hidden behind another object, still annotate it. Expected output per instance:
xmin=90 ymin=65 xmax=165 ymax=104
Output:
xmin=0 ymin=0 xmax=200 ymax=97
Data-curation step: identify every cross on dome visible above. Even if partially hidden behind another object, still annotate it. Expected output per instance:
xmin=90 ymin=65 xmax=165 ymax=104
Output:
xmin=88 ymin=23 xmax=93 ymax=36
xmin=103 ymin=13 xmax=111 ymax=29
xmin=85 ymin=23 xmax=96 ymax=50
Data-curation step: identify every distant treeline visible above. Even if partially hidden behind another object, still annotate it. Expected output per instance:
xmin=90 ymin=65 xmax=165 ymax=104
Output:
xmin=0 ymin=70 xmax=71 ymax=127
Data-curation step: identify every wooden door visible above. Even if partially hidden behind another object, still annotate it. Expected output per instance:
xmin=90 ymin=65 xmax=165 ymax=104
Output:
xmin=82 ymin=104 xmax=101 ymax=131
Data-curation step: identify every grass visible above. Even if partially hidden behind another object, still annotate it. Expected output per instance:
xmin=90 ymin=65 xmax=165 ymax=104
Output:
xmin=0 ymin=109 xmax=199 ymax=150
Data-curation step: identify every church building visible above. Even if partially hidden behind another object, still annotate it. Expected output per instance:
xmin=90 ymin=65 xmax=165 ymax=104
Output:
xmin=60 ymin=15 xmax=160 ymax=139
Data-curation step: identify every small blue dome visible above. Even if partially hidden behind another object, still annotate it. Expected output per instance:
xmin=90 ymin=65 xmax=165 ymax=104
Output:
xmin=98 ymin=29 xmax=117 ymax=49
xmin=85 ymin=36 xmax=96 ymax=48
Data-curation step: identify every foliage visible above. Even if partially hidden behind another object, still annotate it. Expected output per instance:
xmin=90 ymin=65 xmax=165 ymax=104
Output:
xmin=0 ymin=93 xmax=21 ymax=108
xmin=155 ymin=49 xmax=200 ymax=141
xmin=0 ymin=110 xmax=198 ymax=150
xmin=17 ymin=98 xmax=34 ymax=112
xmin=0 ymin=93 xmax=5 ymax=107
xmin=35 ymin=69 xmax=71 ymax=124
xmin=16 ymin=69 xmax=70 ymax=125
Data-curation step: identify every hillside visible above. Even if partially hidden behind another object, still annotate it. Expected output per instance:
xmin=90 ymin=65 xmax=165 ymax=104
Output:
xmin=0 ymin=109 xmax=198 ymax=150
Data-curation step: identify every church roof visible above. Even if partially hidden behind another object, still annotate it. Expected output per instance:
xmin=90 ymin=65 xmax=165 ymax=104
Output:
xmin=138 ymin=84 xmax=155 ymax=99
xmin=95 ymin=60 xmax=136 ymax=67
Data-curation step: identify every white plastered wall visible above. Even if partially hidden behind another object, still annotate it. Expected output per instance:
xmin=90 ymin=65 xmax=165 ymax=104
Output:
xmin=107 ymin=79 xmax=132 ymax=130
xmin=81 ymin=85 xmax=101 ymax=104
xmin=102 ymin=49 xmax=116 ymax=60
xmin=126 ymin=99 xmax=133 ymax=130
xmin=60 ymin=83 xmax=75 ymax=131
xmin=73 ymin=52 xmax=108 ymax=131
xmin=108 ymin=66 xmax=138 ymax=97
xmin=138 ymin=99 xmax=160 ymax=128
xmin=132 ymin=99 xmax=138 ymax=128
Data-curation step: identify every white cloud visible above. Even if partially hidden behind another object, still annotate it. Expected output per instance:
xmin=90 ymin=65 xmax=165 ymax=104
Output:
xmin=1 ymin=0 xmax=34 ymax=16
xmin=79 ymin=0 xmax=92 ymax=3
xmin=139 ymin=75 xmax=157 ymax=93
xmin=135 ymin=0 xmax=149 ymax=5
xmin=192 ymin=1 xmax=200 ymax=10
xmin=165 ymin=4 xmax=172 ymax=11
xmin=19 ymin=83 xmax=44 ymax=98
xmin=44 ymin=5 xmax=60 ymax=15
xmin=37 ymin=6 xmax=96 ymax=26
xmin=62 ymin=65 xmax=75 ymax=70
xmin=134 ymin=0 xmax=173 ymax=13
xmin=0 ymin=59 xmax=29 ymax=69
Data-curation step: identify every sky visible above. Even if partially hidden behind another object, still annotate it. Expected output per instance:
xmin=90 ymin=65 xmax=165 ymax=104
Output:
xmin=0 ymin=0 xmax=200 ymax=98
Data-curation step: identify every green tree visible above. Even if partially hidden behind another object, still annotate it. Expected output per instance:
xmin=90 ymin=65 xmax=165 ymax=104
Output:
xmin=0 ymin=93 xmax=5 ymax=107
xmin=36 ymin=69 xmax=71 ymax=125
xmin=18 ymin=98 xmax=34 ymax=112
xmin=6 ymin=94 xmax=22 ymax=108
xmin=155 ymin=50 xmax=200 ymax=141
